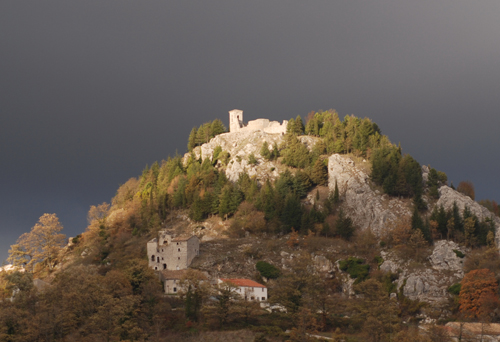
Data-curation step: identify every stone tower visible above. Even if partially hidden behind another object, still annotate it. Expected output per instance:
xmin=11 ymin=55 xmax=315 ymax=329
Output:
xmin=229 ymin=109 xmax=243 ymax=132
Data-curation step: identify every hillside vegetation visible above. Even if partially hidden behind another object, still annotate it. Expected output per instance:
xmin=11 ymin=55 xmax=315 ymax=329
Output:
xmin=2 ymin=110 xmax=500 ymax=341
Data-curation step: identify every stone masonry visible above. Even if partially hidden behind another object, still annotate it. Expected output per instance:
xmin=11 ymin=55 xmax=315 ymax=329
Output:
xmin=229 ymin=109 xmax=288 ymax=135
xmin=147 ymin=230 xmax=199 ymax=271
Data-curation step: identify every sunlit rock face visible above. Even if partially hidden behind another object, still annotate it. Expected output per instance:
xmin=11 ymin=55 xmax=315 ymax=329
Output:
xmin=327 ymin=153 xmax=411 ymax=236
xmin=437 ymin=186 xmax=500 ymax=247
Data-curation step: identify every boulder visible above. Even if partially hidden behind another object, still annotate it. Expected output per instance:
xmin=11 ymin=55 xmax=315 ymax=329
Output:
xmin=429 ymin=240 xmax=464 ymax=274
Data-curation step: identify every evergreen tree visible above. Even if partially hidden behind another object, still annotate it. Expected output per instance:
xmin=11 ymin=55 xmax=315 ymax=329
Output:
xmin=287 ymin=118 xmax=296 ymax=134
xmin=248 ymin=153 xmax=258 ymax=165
xmin=336 ymin=209 xmax=354 ymax=240
xmin=188 ymin=127 xmax=197 ymax=151
xmin=310 ymin=158 xmax=327 ymax=185
xmin=293 ymin=171 xmax=311 ymax=198
xmin=282 ymin=135 xmax=311 ymax=168
xmin=281 ymin=193 xmax=302 ymax=233
xmin=271 ymin=142 xmax=280 ymax=159
xmin=260 ymin=141 xmax=271 ymax=160
xmin=294 ymin=115 xmax=305 ymax=135
xmin=210 ymin=119 xmax=226 ymax=136
xmin=333 ymin=178 xmax=340 ymax=204
xmin=427 ymin=168 xmax=440 ymax=199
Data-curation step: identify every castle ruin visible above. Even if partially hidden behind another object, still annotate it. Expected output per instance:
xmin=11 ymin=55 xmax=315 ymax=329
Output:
xmin=147 ymin=230 xmax=199 ymax=271
xmin=229 ymin=109 xmax=288 ymax=135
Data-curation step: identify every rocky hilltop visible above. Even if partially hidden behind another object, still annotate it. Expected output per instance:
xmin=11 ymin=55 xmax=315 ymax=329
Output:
xmin=184 ymin=130 xmax=318 ymax=183
xmin=187 ymin=129 xmax=500 ymax=243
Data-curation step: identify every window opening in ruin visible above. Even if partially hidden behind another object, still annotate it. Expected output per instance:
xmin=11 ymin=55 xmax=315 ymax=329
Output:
xmin=173 ymin=287 xmax=177 ymax=293
xmin=157 ymin=257 xmax=159 ymax=263
xmin=163 ymin=264 xmax=166 ymax=270
xmin=178 ymin=248 xmax=180 ymax=252
xmin=154 ymin=267 xmax=157 ymax=270
xmin=151 ymin=255 xmax=155 ymax=261
xmin=262 ymin=297 xmax=265 ymax=300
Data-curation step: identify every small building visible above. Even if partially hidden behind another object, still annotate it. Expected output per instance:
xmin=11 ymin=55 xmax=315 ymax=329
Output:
xmin=147 ymin=230 xmax=199 ymax=271
xmin=218 ymin=278 xmax=268 ymax=302
xmin=160 ymin=269 xmax=208 ymax=295
xmin=160 ymin=270 xmax=188 ymax=294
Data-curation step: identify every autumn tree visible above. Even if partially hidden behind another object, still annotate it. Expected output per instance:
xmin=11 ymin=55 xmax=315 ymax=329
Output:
xmin=459 ymin=269 xmax=500 ymax=320
xmin=353 ymin=278 xmax=399 ymax=342
xmin=179 ymin=269 xmax=210 ymax=322
xmin=457 ymin=180 xmax=475 ymax=200
xmin=8 ymin=213 xmax=66 ymax=272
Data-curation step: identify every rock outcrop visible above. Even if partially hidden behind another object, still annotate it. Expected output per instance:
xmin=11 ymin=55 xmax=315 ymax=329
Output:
xmin=437 ymin=186 xmax=500 ymax=246
xmin=184 ymin=131 xmax=321 ymax=183
xmin=184 ymin=131 xmax=287 ymax=183
xmin=380 ymin=240 xmax=465 ymax=305
xmin=328 ymin=154 xmax=411 ymax=235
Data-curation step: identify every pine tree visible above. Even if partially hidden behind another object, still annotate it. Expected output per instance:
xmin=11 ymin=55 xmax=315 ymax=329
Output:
xmin=336 ymin=209 xmax=354 ymax=240
xmin=294 ymin=115 xmax=305 ymax=135
xmin=188 ymin=127 xmax=197 ymax=151
xmin=310 ymin=158 xmax=327 ymax=185
xmin=287 ymin=118 xmax=296 ymax=134
xmin=260 ymin=141 xmax=271 ymax=160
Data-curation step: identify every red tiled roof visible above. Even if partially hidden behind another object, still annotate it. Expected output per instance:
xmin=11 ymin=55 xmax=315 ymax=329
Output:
xmin=220 ymin=278 xmax=266 ymax=288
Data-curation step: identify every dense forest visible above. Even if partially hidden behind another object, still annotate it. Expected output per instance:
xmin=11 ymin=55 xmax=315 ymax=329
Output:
xmin=1 ymin=110 xmax=500 ymax=341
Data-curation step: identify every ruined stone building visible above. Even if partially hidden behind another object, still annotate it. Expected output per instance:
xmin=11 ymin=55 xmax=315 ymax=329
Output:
xmin=229 ymin=109 xmax=288 ymax=135
xmin=160 ymin=269 xmax=208 ymax=295
xmin=147 ymin=230 xmax=199 ymax=271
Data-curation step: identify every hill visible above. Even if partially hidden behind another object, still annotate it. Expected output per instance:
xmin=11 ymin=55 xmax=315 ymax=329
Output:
xmin=2 ymin=109 xmax=500 ymax=341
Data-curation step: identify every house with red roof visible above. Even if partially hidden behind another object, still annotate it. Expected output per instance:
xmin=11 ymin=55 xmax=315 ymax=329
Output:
xmin=218 ymin=278 xmax=267 ymax=302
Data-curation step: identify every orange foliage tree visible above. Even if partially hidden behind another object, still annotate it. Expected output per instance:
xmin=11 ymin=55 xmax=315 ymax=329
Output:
xmin=457 ymin=181 xmax=475 ymax=200
xmin=459 ymin=269 xmax=500 ymax=320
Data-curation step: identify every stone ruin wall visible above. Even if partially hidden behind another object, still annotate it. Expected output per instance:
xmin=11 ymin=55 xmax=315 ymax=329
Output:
xmin=229 ymin=109 xmax=287 ymax=135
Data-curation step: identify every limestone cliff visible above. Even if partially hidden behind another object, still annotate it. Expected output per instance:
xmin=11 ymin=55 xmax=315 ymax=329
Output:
xmin=437 ymin=186 xmax=500 ymax=246
xmin=381 ymin=240 xmax=465 ymax=306
xmin=327 ymin=154 xmax=412 ymax=236
xmin=327 ymin=153 xmax=500 ymax=241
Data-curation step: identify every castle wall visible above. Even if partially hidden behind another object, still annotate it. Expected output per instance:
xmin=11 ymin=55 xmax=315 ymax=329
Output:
xmin=147 ymin=232 xmax=199 ymax=271
xmin=229 ymin=109 xmax=287 ymax=135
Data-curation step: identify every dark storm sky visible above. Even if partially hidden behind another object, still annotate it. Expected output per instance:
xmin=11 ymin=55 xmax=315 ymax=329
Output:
xmin=1 ymin=1 xmax=500 ymax=263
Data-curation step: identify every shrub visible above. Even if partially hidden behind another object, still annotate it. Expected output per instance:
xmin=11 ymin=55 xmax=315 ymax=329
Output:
xmin=448 ymin=283 xmax=461 ymax=296
xmin=453 ymin=249 xmax=465 ymax=258
xmin=248 ymin=153 xmax=258 ymax=165
xmin=339 ymin=257 xmax=370 ymax=283
xmin=256 ymin=261 xmax=281 ymax=279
